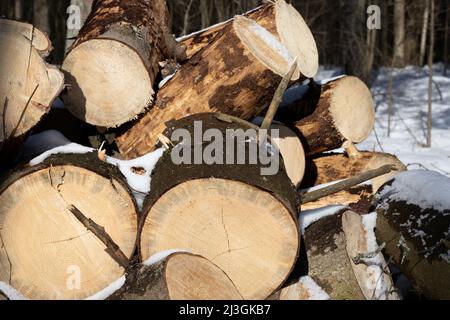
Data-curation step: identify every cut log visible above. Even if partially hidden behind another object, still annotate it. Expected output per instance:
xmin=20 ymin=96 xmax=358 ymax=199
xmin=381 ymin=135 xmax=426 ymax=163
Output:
xmin=0 ymin=19 xmax=52 ymax=57
xmin=301 ymin=185 xmax=372 ymax=211
xmin=301 ymin=151 xmax=406 ymax=192
xmin=342 ymin=211 xmax=398 ymax=300
xmin=115 ymin=1 xmax=319 ymax=159
xmin=111 ymin=252 xmax=242 ymax=300
xmin=0 ymin=22 xmax=64 ymax=164
xmin=139 ymin=113 xmax=300 ymax=299
xmin=180 ymin=0 xmax=319 ymax=71
xmin=302 ymin=209 xmax=366 ymax=300
xmin=283 ymin=76 xmax=375 ymax=155
xmin=0 ymin=153 xmax=138 ymax=300
xmin=271 ymin=124 xmax=305 ymax=187
xmin=62 ymin=0 xmax=186 ymax=127
xmin=373 ymin=170 xmax=450 ymax=299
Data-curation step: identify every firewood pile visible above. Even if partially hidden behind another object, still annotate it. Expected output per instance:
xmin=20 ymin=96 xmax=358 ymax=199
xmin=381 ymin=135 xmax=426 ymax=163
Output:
xmin=0 ymin=0 xmax=449 ymax=301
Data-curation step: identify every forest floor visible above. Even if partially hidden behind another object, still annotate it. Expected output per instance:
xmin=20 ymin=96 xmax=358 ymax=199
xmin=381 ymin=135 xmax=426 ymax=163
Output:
xmin=317 ymin=64 xmax=450 ymax=177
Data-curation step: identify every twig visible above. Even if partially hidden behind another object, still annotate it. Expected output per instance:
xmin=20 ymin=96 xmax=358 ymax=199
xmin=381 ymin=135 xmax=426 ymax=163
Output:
xmin=8 ymin=84 xmax=39 ymax=142
xmin=260 ymin=59 xmax=298 ymax=131
xmin=300 ymin=165 xmax=396 ymax=205
xmin=352 ymin=243 xmax=386 ymax=265
xmin=68 ymin=205 xmax=130 ymax=269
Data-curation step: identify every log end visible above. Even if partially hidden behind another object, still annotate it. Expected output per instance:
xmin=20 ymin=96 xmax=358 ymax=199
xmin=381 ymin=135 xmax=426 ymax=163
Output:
xmin=62 ymin=39 xmax=154 ymax=128
xmin=275 ymin=0 xmax=319 ymax=79
xmin=329 ymin=76 xmax=375 ymax=144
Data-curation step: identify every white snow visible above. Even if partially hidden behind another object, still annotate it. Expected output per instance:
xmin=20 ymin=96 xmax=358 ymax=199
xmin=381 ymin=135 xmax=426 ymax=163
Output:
xmin=360 ymin=212 xmax=393 ymax=300
xmin=143 ymin=249 xmax=190 ymax=266
xmin=314 ymin=64 xmax=450 ymax=177
xmin=439 ymin=250 xmax=450 ymax=263
xmin=85 ymin=275 xmax=126 ymax=300
xmin=106 ymin=148 xmax=165 ymax=209
xmin=299 ymin=205 xmax=347 ymax=234
xmin=375 ymin=170 xmax=450 ymax=212
xmin=0 ymin=282 xmax=28 ymax=300
xmin=158 ymin=72 xmax=176 ymax=89
xmin=298 ymin=276 xmax=330 ymax=300
xmin=29 ymin=143 xmax=94 ymax=166
xmin=319 ymin=74 xmax=346 ymax=85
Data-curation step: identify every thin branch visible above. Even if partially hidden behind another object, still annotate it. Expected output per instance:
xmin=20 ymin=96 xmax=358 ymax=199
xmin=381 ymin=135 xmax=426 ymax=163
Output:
xmin=300 ymin=165 xmax=396 ymax=205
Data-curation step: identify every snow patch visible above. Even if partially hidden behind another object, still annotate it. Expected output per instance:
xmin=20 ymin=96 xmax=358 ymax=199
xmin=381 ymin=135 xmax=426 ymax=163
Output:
xmin=298 ymin=276 xmax=330 ymax=300
xmin=0 ymin=282 xmax=28 ymax=300
xmin=143 ymin=249 xmax=191 ymax=266
xmin=159 ymin=72 xmax=176 ymax=89
xmin=29 ymin=143 xmax=94 ymax=166
xmin=24 ymin=130 xmax=71 ymax=159
xmin=299 ymin=205 xmax=347 ymax=234
xmin=85 ymin=276 xmax=126 ymax=300
xmin=375 ymin=170 xmax=450 ymax=212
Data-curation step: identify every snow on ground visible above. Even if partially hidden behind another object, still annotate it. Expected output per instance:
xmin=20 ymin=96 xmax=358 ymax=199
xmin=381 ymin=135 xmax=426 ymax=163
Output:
xmin=297 ymin=276 xmax=330 ymax=300
xmin=316 ymin=64 xmax=450 ymax=177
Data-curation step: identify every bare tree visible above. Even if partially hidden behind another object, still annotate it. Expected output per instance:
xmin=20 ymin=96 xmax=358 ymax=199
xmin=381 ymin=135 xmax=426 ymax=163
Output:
xmin=33 ymin=0 xmax=50 ymax=34
xmin=419 ymin=0 xmax=430 ymax=66
xmin=393 ymin=0 xmax=406 ymax=67
xmin=427 ymin=0 xmax=435 ymax=148
xmin=444 ymin=3 xmax=449 ymax=76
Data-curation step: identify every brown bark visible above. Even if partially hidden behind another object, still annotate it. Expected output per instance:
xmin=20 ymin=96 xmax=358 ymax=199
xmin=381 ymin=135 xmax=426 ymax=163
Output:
xmin=116 ymin=1 xmax=318 ymax=159
xmin=110 ymin=252 xmax=242 ymax=300
xmin=393 ymin=0 xmax=406 ymax=67
xmin=282 ymin=76 xmax=375 ymax=156
xmin=373 ymin=171 xmax=450 ymax=300
xmin=301 ymin=151 xmax=406 ymax=192
xmin=62 ymin=0 xmax=186 ymax=127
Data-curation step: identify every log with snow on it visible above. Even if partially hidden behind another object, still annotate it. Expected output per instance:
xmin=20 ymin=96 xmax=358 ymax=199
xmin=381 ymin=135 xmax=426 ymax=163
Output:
xmin=110 ymin=251 xmax=243 ymax=300
xmin=279 ymin=76 xmax=375 ymax=155
xmin=0 ymin=152 xmax=138 ymax=299
xmin=62 ymin=0 xmax=186 ymax=128
xmin=139 ymin=113 xmax=300 ymax=300
xmin=301 ymin=151 xmax=406 ymax=193
xmin=115 ymin=1 xmax=319 ymax=159
xmin=179 ymin=0 xmax=318 ymax=66
xmin=373 ymin=170 xmax=450 ymax=300
xmin=0 ymin=20 xmax=64 ymax=163
xmin=24 ymin=130 xmax=165 ymax=209
xmin=269 ymin=276 xmax=330 ymax=300
xmin=300 ymin=207 xmax=398 ymax=300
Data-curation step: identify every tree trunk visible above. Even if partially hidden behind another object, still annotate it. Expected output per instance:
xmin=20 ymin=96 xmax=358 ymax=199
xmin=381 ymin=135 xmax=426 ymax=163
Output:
xmin=373 ymin=170 xmax=450 ymax=299
xmin=426 ymin=0 xmax=435 ymax=148
xmin=281 ymin=76 xmax=375 ymax=156
xmin=33 ymin=0 xmax=50 ymax=35
xmin=392 ymin=0 xmax=406 ymax=67
xmin=444 ymin=4 xmax=449 ymax=76
xmin=14 ymin=0 xmax=22 ymax=20
xmin=0 ymin=153 xmax=138 ymax=300
xmin=419 ymin=0 xmax=430 ymax=66
xmin=0 ymin=20 xmax=64 ymax=165
xmin=115 ymin=1 xmax=319 ymax=159
xmin=303 ymin=209 xmax=397 ymax=300
xmin=110 ymin=252 xmax=243 ymax=300
xmin=139 ymin=113 xmax=300 ymax=300
xmin=301 ymin=151 xmax=406 ymax=193
xmin=65 ymin=0 xmax=93 ymax=53
xmin=62 ymin=0 xmax=186 ymax=128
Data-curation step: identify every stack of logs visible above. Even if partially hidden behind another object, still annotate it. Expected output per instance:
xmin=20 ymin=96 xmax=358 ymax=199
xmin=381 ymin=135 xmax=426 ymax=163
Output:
xmin=0 ymin=0 xmax=449 ymax=300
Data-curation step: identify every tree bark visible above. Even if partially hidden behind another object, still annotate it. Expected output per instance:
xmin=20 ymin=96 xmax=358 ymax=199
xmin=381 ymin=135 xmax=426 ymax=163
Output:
xmin=393 ymin=0 xmax=406 ymax=67
xmin=426 ymin=0 xmax=435 ymax=148
xmin=419 ymin=0 xmax=430 ymax=66
xmin=281 ymin=76 xmax=375 ymax=156
xmin=373 ymin=170 xmax=450 ymax=299
xmin=110 ymin=252 xmax=243 ymax=300
xmin=0 ymin=153 xmax=138 ymax=300
xmin=115 ymin=0 xmax=319 ymax=159
xmin=62 ymin=0 xmax=186 ymax=128
xmin=139 ymin=113 xmax=300 ymax=300
xmin=301 ymin=151 xmax=406 ymax=193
